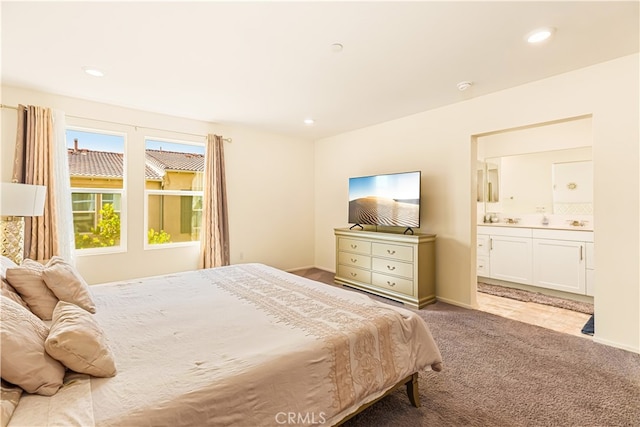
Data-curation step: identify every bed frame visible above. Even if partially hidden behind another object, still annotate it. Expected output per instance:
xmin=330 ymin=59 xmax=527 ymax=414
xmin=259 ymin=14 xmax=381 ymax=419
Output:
xmin=335 ymin=372 xmax=420 ymax=425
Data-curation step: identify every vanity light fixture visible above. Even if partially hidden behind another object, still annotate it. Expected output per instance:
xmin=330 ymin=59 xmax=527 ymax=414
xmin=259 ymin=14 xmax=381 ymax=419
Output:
xmin=82 ymin=66 xmax=104 ymax=77
xmin=303 ymin=118 xmax=315 ymax=125
xmin=526 ymin=27 xmax=556 ymax=44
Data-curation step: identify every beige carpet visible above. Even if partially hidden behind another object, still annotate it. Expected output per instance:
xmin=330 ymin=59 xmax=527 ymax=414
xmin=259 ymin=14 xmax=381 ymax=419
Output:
xmin=293 ymin=268 xmax=640 ymax=427
xmin=343 ymin=302 xmax=640 ymax=426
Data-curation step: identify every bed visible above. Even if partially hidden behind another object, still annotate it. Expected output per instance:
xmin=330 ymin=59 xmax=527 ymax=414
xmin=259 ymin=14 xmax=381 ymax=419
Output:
xmin=5 ymin=262 xmax=442 ymax=426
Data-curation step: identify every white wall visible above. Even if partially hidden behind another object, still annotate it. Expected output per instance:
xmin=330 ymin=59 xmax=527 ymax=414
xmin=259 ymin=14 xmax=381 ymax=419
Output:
xmin=1 ymin=86 xmax=316 ymax=283
xmin=478 ymin=116 xmax=593 ymax=159
xmin=314 ymin=54 xmax=639 ymax=353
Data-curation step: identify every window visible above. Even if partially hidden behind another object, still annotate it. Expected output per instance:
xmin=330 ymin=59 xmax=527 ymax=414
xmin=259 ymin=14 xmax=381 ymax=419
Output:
xmin=66 ymin=128 xmax=126 ymax=252
xmin=144 ymin=138 xmax=204 ymax=247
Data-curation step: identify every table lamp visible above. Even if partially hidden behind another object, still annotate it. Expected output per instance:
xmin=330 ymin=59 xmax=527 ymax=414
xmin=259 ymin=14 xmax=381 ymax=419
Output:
xmin=1 ymin=182 xmax=47 ymax=264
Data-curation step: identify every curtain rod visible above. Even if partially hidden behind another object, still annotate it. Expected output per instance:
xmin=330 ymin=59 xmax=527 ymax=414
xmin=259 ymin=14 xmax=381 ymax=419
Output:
xmin=0 ymin=103 xmax=232 ymax=143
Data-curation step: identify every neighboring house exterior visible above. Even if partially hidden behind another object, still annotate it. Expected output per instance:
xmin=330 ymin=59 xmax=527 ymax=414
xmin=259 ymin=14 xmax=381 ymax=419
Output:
xmin=68 ymin=142 xmax=204 ymax=245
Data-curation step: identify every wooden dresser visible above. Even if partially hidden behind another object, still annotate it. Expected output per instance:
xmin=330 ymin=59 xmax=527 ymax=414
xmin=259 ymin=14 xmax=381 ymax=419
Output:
xmin=334 ymin=228 xmax=436 ymax=309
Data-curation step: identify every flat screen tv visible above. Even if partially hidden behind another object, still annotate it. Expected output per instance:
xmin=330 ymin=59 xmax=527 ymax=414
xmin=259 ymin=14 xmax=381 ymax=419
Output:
xmin=348 ymin=171 xmax=421 ymax=233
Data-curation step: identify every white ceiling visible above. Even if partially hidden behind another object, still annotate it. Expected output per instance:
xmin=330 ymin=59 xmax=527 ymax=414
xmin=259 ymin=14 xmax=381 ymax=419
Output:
xmin=2 ymin=1 xmax=638 ymax=140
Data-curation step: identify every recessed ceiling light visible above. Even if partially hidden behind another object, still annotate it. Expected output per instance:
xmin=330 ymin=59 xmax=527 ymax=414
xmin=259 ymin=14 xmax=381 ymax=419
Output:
xmin=330 ymin=43 xmax=343 ymax=53
xmin=303 ymin=118 xmax=315 ymax=125
xmin=82 ymin=66 xmax=104 ymax=77
xmin=526 ymin=27 xmax=556 ymax=44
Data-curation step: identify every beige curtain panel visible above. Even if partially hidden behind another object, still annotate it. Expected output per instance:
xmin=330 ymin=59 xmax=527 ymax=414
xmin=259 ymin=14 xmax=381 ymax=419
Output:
xmin=199 ymin=134 xmax=230 ymax=269
xmin=13 ymin=104 xmax=60 ymax=261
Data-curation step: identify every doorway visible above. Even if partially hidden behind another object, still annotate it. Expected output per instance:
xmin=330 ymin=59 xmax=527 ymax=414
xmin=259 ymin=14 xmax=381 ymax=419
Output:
xmin=472 ymin=115 xmax=594 ymax=336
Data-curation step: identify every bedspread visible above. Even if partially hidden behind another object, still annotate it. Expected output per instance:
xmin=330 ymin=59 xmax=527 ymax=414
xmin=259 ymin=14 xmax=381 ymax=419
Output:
xmin=10 ymin=263 xmax=441 ymax=426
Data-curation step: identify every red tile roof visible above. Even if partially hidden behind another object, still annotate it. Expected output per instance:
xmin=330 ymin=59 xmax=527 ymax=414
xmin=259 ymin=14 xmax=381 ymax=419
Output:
xmin=68 ymin=148 xmax=204 ymax=180
xmin=68 ymin=150 xmax=124 ymax=178
xmin=145 ymin=149 xmax=205 ymax=172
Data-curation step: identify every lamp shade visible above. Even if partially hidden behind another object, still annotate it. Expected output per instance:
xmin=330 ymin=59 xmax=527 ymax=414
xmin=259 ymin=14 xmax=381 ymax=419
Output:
xmin=1 ymin=183 xmax=47 ymax=217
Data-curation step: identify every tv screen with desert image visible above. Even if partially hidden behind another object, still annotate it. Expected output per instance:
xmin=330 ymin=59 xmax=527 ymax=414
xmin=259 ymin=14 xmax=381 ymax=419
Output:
xmin=348 ymin=171 xmax=421 ymax=228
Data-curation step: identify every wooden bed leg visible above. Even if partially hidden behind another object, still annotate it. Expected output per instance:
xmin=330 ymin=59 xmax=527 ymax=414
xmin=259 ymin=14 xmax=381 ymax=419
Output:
xmin=405 ymin=372 xmax=420 ymax=407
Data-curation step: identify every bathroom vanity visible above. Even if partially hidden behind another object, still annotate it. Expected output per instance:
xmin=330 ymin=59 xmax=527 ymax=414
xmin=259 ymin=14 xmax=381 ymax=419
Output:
xmin=475 ymin=116 xmax=595 ymax=298
xmin=477 ymin=224 xmax=594 ymax=297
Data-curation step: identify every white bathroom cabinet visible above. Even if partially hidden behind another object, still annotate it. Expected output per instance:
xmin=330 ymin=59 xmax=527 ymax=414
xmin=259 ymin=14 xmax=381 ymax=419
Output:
xmin=478 ymin=225 xmax=594 ymax=296
xmin=490 ymin=233 xmax=533 ymax=285
xmin=532 ymin=238 xmax=585 ymax=293
xmin=585 ymin=242 xmax=595 ymax=296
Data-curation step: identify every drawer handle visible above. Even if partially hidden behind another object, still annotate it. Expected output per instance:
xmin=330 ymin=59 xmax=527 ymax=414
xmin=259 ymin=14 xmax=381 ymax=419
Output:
xmin=350 ymin=244 xmax=357 ymax=249
xmin=350 ymin=258 xmax=357 ymax=263
xmin=387 ymin=250 xmax=396 ymax=255
xmin=350 ymin=272 xmax=357 ymax=277
xmin=387 ymin=281 xmax=396 ymax=287
xmin=387 ymin=265 xmax=396 ymax=271
xmin=478 ymin=243 xmax=483 ymax=247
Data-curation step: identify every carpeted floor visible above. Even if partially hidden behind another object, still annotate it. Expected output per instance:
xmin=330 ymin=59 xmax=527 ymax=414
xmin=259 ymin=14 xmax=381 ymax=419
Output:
xmin=477 ymin=282 xmax=594 ymax=314
xmin=293 ymin=268 xmax=640 ymax=426
xmin=343 ymin=302 xmax=640 ymax=426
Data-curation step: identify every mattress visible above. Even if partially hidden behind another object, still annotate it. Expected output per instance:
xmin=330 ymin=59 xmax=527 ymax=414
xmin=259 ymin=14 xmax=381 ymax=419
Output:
xmin=9 ymin=263 xmax=442 ymax=426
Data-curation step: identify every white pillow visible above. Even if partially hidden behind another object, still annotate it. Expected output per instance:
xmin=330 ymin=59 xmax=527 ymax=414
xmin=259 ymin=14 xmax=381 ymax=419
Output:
xmin=0 ymin=256 xmax=17 ymax=280
xmin=0 ymin=296 xmax=65 ymax=395
xmin=45 ymin=301 xmax=116 ymax=378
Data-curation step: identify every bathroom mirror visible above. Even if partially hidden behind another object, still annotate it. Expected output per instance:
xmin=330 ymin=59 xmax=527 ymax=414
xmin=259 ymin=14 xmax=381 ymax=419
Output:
xmin=476 ymin=161 xmax=485 ymax=202
xmin=482 ymin=147 xmax=592 ymax=215
xmin=552 ymin=160 xmax=593 ymax=215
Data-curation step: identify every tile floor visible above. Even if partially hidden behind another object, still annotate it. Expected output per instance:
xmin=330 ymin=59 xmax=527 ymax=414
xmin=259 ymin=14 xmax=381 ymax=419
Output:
xmin=293 ymin=267 xmax=592 ymax=339
xmin=476 ymin=292 xmax=591 ymax=338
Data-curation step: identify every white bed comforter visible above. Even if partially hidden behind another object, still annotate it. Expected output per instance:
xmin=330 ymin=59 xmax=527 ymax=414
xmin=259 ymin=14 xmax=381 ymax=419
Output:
xmin=10 ymin=263 xmax=442 ymax=426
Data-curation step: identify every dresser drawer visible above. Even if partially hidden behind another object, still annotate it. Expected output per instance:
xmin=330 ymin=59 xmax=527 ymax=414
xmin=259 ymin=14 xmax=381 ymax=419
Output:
xmin=338 ymin=251 xmax=371 ymax=269
xmin=477 ymin=235 xmax=491 ymax=256
xmin=371 ymin=258 xmax=413 ymax=279
xmin=372 ymin=242 xmax=413 ymax=262
xmin=338 ymin=238 xmax=371 ymax=255
xmin=372 ymin=273 xmax=414 ymax=296
xmin=477 ymin=255 xmax=490 ymax=277
xmin=337 ymin=265 xmax=371 ymax=284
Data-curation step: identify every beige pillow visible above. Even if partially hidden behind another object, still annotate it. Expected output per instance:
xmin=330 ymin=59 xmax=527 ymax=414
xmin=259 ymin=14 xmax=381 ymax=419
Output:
xmin=0 ymin=380 xmax=23 ymax=427
xmin=45 ymin=301 xmax=116 ymax=378
xmin=5 ymin=259 xmax=58 ymax=320
xmin=0 ymin=296 xmax=65 ymax=395
xmin=42 ymin=257 xmax=96 ymax=314
xmin=1 ymin=278 xmax=28 ymax=309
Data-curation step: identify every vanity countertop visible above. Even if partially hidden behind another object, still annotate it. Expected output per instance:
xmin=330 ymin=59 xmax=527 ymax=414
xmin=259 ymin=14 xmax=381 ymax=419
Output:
xmin=478 ymin=222 xmax=593 ymax=232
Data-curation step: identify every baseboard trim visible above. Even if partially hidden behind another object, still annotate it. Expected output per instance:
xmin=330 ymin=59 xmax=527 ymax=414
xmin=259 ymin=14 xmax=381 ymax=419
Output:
xmin=286 ymin=266 xmax=336 ymax=275
xmin=435 ymin=296 xmax=477 ymax=310
xmin=593 ymin=336 xmax=639 ymax=354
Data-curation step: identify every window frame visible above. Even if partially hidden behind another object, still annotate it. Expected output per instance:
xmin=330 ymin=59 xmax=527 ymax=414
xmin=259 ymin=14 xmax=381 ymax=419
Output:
xmin=70 ymin=188 xmax=125 ymax=255
xmin=143 ymin=137 xmax=205 ymax=250
xmin=66 ymin=125 xmax=127 ymax=256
